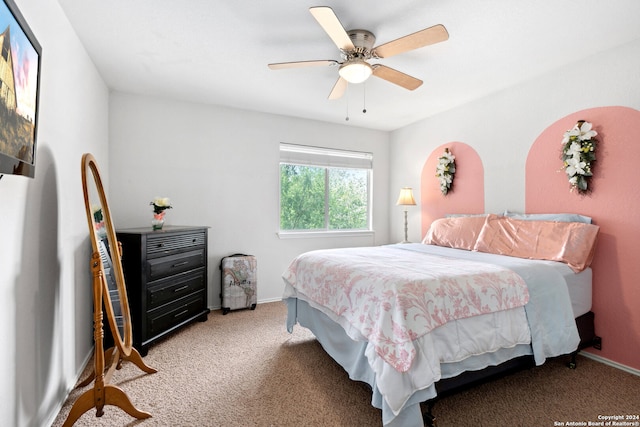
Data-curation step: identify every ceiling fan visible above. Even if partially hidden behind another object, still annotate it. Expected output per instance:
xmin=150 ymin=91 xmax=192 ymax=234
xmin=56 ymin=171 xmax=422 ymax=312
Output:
xmin=268 ymin=6 xmax=449 ymax=100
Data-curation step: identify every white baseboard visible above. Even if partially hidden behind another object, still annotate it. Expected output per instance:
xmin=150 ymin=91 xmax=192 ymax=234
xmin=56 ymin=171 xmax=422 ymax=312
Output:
xmin=580 ymin=351 xmax=640 ymax=377
xmin=208 ymin=297 xmax=284 ymax=311
xmin=257 ymin=296 xmax=286 ymax=304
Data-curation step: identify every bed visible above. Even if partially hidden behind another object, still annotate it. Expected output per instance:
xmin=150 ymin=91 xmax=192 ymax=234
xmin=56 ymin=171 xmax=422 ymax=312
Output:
xmin=282 ymin=214 xmax=600 ymax=427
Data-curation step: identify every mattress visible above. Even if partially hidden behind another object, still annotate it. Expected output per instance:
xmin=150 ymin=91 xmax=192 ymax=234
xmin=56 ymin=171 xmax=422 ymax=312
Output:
xmin=491 ymin=252 xmax=592 ymax=317
xmin=554 ymin=264 xmax=592 ymax=317
xmin=398 ymin=244 xmax=593 ymax=317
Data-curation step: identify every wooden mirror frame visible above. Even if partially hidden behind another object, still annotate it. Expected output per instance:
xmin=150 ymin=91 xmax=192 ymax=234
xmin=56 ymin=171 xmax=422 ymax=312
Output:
xmin=85 ymin=154 xmax=132 ymax=356
xmin=63 ymin=153 xmax=157 ymax=425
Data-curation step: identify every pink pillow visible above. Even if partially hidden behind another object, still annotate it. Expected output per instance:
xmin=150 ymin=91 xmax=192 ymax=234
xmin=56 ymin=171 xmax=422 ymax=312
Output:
xmin=473 ymin=214 xmax=599 ymax=272
xmin=423 ymin=216 xmax=487 ymax=251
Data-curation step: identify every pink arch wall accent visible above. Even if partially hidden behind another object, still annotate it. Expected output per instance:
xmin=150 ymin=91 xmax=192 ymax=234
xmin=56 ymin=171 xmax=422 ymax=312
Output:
xmin=421 ymin=142 xmax=484 ymax=238
xmin=526 ymin=106 xmax=640 ymax=370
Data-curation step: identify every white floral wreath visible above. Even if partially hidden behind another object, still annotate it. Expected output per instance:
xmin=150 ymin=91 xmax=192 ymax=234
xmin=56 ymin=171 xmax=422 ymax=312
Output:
xmin=561 ymin=121 xmax=597 ymax=192
xmin=435 ymin=148 xmax=455 ymax=195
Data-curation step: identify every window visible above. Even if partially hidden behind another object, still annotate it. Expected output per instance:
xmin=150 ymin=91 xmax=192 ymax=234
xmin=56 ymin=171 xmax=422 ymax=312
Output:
xmin=279 ymin=143 xmax=373 ymax=234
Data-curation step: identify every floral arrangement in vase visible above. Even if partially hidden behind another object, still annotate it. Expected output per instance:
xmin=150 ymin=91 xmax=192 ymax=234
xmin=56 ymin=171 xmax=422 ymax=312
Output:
xmin=435 ymin=148 xmax=456 ymax=195
xmin=561 ymin=120 xmax=597 ymax=193
xmin=91 ymin=204 xmax=106 ymax=239
xmin=150 ymin=197 xmax=172 ymax=230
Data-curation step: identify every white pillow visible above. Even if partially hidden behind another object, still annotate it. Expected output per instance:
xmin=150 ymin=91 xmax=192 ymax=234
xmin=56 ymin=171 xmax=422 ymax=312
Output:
xmin=502 ymin=210 xmax=592 ymax=224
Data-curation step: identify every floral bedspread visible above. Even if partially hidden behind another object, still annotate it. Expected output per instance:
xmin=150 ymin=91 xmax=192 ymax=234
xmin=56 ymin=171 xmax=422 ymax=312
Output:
xmin=282 ymin=246 xmax=530 ymax=373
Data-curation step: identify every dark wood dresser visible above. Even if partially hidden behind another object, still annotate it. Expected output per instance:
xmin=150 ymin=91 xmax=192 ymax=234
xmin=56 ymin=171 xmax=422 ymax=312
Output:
xmin=117 ymin=225 xmax=210 ymax=356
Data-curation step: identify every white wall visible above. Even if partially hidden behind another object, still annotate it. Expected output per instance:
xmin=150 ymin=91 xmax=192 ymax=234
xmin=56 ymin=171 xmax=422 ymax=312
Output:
xmin=108 ymin=93 xmax=391 ymax=307
xmin=0 ymin=0 xmax=109 ymax=426
xmin=389 ymin=38 xmax=640 ymax=243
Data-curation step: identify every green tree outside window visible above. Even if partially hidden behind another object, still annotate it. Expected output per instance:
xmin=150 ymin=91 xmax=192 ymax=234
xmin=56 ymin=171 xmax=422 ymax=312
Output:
xmin=280 ymin=164 xmax=369 ymax=231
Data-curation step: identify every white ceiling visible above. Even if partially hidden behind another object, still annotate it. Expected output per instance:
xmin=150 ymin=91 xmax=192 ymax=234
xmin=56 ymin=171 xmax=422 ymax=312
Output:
xmin=58 ymin=0 xmax=640 ymax=131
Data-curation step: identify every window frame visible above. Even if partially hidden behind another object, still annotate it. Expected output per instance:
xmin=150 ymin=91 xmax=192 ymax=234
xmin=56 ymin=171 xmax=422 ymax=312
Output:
xmin=278 ymin=143 xmax=374 ymax=238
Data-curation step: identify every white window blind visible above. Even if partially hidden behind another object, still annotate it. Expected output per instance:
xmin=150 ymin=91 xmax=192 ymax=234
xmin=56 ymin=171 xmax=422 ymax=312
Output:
xmin=279 ymin=143 xmax=373 ymax=169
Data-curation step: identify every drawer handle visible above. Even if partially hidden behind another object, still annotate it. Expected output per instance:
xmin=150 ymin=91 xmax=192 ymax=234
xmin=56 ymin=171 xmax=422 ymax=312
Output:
xmin=174 ymin=309 xmax=189 ymax=318
xmin=173 ymin=285 xmax=189 ymax=293
xmin=171 ymin=261 xmax=189 ymax=268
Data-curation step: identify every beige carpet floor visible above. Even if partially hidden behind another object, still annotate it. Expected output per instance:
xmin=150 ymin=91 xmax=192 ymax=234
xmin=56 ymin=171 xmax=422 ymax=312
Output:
xmin=52 ymin=301 xmax=640 ymax=426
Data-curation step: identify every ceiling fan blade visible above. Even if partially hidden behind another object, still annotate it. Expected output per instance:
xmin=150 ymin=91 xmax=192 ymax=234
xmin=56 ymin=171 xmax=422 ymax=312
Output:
xmin=372 ymin=65 xmax=423 ymax=90
xmin=309 ymin=6 xmax=355 ymax=51
xmin=328 ymin=77 xmax=347 ymax=100
xmin=268 ymin=60 xmax=338 ymax=70
xmin=373 ymin=24 xmax=449 ymax=58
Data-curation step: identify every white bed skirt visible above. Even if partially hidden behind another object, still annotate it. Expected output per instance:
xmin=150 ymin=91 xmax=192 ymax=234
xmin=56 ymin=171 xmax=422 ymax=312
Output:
xmin=286 ymin=297 xmax=533 ymax=427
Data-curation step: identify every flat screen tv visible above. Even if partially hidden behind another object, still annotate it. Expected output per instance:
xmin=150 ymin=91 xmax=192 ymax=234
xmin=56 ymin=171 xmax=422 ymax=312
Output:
xmin=0 ymin=0 xmax=41 ymax=178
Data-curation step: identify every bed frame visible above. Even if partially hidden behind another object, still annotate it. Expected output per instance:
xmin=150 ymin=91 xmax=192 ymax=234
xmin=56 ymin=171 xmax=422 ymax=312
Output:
xmin=422 ymin=311 xmax=601 ymax=427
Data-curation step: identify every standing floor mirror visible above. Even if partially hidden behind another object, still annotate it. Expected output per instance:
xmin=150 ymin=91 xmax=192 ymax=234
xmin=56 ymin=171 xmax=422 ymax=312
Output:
xmin=63 ymin=153 xmax=157 ymax=425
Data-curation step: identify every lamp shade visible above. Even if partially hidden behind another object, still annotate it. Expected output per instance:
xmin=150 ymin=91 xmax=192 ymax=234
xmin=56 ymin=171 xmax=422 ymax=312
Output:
xmin=338 ymin=59 xmax=373 ymax=84
xmin=396 ymin=187 xmax=416 ymax=206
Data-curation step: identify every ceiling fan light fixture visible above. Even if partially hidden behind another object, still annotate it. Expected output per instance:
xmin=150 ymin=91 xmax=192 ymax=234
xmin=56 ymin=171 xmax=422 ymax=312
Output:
xmin=338 ymin=59 xmax=373 ymax=84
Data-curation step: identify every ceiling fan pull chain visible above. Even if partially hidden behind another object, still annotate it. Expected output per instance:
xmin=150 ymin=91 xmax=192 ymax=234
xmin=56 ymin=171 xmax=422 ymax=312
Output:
xmin=362 ymin=83 xmax=367 ymax=114
xmin=345 ymin=84 xmax=350 ymax=121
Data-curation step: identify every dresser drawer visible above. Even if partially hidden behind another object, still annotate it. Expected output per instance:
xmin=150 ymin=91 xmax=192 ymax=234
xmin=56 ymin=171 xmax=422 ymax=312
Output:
xmin=146 ymin=231 xmax=206 ymax=258
xmin=147 ymin=269 xmax=205 ymax=311
xmin=147 ymin=249 xmax=205 ymax=281
xmin=147 ymin=292 xmax=206 ymax=338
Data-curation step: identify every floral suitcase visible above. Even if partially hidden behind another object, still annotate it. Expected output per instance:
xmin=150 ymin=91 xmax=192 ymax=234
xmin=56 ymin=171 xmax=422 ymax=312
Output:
xmin=220 ymin=254 xmax=257 ymax=315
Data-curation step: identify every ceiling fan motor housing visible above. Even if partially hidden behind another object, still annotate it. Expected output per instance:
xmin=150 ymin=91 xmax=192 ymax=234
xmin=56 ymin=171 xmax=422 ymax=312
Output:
xmin=343 ymin=29 xmax=376 ymax=61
